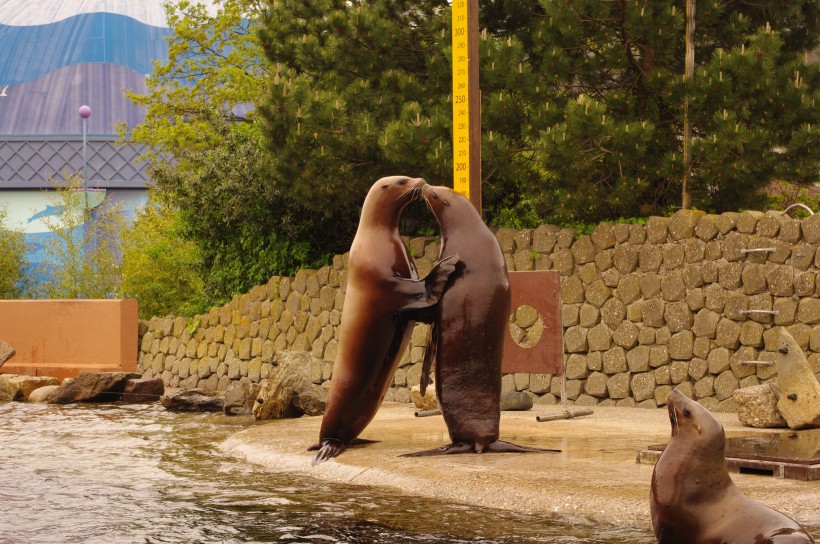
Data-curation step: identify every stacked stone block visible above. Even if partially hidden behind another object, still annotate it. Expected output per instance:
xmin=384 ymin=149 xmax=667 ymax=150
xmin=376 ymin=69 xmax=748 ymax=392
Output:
xmin=138 ymin=210 xmax=820 ymax=411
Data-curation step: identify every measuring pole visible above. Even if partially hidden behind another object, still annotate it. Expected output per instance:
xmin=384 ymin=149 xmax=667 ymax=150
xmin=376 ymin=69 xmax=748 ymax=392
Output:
xmin=451 ymin=0 xmax=481 ymax=213
xmin=681 ymin=0 xmax=695 ymax=210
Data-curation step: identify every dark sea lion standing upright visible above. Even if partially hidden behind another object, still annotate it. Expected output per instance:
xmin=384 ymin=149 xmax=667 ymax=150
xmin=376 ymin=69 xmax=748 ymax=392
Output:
xmin=310 ymin=176 xmax=456 ymax=464
xmin=651 ymin=389 xmax=815 ymax=544
xmin=405 ymin=184 xmax=556 ymax=456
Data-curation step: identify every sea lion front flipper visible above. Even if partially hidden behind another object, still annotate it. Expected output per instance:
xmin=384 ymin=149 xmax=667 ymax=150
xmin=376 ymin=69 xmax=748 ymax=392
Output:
xmin=310 ymin=438 xmax=346 ymax=465
xmin=395 ymin=254 xmax=459 ymax=311
xmin=419 ymin=320 xmax=438 ymax=396
xmin=481 ymin=440 xmax=560 ymax=454
xmin=423 ymin=254 xmax=459 ymax=301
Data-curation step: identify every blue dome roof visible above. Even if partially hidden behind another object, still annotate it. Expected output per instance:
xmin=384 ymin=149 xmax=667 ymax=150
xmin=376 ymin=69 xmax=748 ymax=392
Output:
xmin=0 ymin=0 xmax=216 ymax=135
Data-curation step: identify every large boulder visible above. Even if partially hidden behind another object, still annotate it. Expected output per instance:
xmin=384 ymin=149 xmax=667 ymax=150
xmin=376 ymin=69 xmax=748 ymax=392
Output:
xmin=0 ymin=374 xmax=61 ymax=402
xmin=160 ymin=389 xmax=225 ymax=412
xmin=0 ymin=376 xmax=14 ymax=401
xmin=0 ymin=340 xmax=15 ymax=368
xmin=500 ymin=391 xmax=534 ymax=411
xmin=28 ymin=385 xmax=61 ymax=403
xmin=253 ymin=351 xmax=327 ymax=420
xmin=772 ymin=328 xmax=820 ymax=429
xmin=732 ymin=384 xmax=787 ymax=428
xmin=410 ymin=384 xmax=438 ymax=410
xmin=223 ymin=382 xmax=262 ymax=416
xmin=292 ymin=384 xmax=327 ymax=416
xmin=121 ymin=378 xmax=164 ymax=403
xmin=47 ymin=372 xmax=139 ymax=404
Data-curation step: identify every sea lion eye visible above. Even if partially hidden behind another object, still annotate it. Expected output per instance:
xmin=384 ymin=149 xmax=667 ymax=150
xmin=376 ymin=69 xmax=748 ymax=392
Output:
xmin=778 ymin=346 xmax=789 ymax=354
xmin=381 ymin=185 xmax=388 ymax=189
xmin=397 ymin=179 xmax=407 ymax=186
xmin=683 ymin=408 xmax=691 ymax=416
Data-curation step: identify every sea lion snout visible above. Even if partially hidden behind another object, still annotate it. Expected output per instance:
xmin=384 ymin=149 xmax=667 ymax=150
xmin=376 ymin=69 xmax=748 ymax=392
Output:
xmin=420 ymin=183 xmax=453 ymax=207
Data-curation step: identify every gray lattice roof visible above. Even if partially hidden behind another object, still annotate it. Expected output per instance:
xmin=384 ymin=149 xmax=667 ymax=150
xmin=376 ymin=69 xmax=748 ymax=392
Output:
xmin=0 ymin=136 xmax=151 ymax=189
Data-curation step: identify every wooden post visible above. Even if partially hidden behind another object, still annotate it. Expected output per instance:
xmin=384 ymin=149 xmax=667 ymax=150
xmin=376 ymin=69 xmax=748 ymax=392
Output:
xmin=451 ymin=0 xmax=481 ymax=214
xmin=682 ymin=0 xmax=696 ymax=210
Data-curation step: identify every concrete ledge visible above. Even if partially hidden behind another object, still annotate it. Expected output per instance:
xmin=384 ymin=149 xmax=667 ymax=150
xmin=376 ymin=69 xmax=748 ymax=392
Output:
xmin=0 ymin=299 xmax=138 ymax=379
xmin=222 ymin=404 xmax=820 ymax=533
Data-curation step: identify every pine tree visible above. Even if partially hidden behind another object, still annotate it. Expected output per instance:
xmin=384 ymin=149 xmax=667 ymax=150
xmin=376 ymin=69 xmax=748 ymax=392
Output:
xmin=258 ymin=0 xmax=819 ymax=225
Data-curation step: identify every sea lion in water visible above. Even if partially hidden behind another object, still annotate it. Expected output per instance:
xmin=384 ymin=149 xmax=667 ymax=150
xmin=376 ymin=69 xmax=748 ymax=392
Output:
xmin=404 ymin=184 xmax=557 ymax=456
xmin=310 ymin=176 xmax=456 ymax=464
xmin=651 ymin=389 xmax=815 ymax=544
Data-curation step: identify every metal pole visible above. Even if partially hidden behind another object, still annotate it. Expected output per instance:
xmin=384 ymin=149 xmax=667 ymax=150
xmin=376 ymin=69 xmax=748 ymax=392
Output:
xmin=78 ymin=105 xmax=92 ymax=214
xmin=82 ymin=117 xmax=88 ymax=213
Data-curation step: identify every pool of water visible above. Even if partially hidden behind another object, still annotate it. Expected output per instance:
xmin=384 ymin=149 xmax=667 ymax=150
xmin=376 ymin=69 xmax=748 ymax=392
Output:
xmin=0 ymin=402 xmax=658 ymax=543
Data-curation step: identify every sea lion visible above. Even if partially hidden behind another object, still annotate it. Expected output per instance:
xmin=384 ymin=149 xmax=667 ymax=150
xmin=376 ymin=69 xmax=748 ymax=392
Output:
xmin=405 ymin=184 xmax=556 ymax=456
xmin=651 ymin=389 xmax=815 ymax=544
xmin=309 ymin=176 xmax=456 ymax=464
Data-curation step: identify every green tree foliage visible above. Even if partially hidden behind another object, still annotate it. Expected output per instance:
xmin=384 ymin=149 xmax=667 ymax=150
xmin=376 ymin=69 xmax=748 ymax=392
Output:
xmin=126 ymin=0 xmax=817 ymax=312
xmin=124 ymin=0 xmax=330 ymax=307
xmin=120 ymin=202 xmax=207 ymax=318
xmin=150 ymin=119 xmax=329 ymax=305
xmin=31 ymin=175 xmax=124 ymax=299
xmin=257 ymin=0 xmax=454 ymax=229
xmin=126 ymin=0 xmax=267 ymax=154
xmin=258 ymin=0 xmax=818 ymax=225
xmin=0 ymin=205 xmax=28 ymax=298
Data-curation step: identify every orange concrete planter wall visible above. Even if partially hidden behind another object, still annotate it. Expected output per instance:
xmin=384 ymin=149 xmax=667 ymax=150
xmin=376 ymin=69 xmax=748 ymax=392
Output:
xmin=0 ymin=299 xmax=138 ymax=379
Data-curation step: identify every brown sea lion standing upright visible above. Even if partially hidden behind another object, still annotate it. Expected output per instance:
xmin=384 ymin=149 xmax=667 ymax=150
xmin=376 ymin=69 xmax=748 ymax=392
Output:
xmin=651 ymin=389 xmax=815 ymax=544
xmin=310 ymin=176 xmax=456 ymax=464
xmin=405 ymin=184 xmax=556 ymax=456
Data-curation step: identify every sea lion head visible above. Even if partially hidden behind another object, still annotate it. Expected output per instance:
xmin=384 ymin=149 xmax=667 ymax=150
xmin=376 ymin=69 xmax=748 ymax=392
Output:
xmin=666 ymin=389 xmax=724 ymax=453
xmin=361 ymin=176 xmax=425 ymax=226
xmin=420 ymin=184 xmax=471 ymax=225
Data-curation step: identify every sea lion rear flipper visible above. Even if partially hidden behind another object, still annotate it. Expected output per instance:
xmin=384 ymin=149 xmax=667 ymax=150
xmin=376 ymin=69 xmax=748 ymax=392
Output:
xmin=402 ymin=440 xmax=560 ymax=457
xmin=310 ymin=438 xmax=346 ymax=465
xmin=400 ymin=443 xmax=476 ymax=457
xmin=481 ymin=440 xmax=560 ymax=454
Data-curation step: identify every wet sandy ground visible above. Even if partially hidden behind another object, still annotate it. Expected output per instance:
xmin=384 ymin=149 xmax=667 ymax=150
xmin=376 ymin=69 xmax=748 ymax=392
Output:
xmin=222 ymin=403 xmax=820 ymax=532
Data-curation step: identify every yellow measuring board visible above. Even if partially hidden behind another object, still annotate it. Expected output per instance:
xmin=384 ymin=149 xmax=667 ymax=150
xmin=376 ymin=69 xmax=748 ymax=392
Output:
xmin=452 ymin=0 xmax=470 ymax=198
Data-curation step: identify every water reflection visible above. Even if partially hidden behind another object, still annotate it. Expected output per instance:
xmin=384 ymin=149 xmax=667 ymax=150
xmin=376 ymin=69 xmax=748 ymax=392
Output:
xmin=0 ymin=402 xmax=656 ymax=544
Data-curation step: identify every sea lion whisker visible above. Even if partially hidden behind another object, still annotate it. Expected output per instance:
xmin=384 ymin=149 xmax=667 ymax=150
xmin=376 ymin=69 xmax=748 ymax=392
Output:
xmin=398 ymin=183 xmax=422 ymax=202
xmin=670 ymin=406 xmax=678 ymax=437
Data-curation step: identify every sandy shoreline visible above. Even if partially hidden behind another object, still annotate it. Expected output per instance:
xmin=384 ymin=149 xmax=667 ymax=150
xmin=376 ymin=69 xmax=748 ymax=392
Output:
xmin=221 ymin=403 xmax=820 ymax=533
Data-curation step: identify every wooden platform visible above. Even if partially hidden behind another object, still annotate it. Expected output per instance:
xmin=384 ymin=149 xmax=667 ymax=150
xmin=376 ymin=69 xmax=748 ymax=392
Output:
xmin=637 ymin=429 xmax=820 ymax=481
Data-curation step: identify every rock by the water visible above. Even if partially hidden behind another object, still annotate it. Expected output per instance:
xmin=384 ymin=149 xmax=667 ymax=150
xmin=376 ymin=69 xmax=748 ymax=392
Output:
xmin=161 ymin=389 xmax=224 ymax=412
xmin=0 ymin=374 xmax=61 ymax=401
xmin=48 ymin=372 xmax=139 ymax=404
xmin=732 ymin=384 xmax=787 ymax=428
xmin=253 ymin=351 xmax=319 ymax=420
xmin=500 ymin=391 xmax=534 ymax=411
xmin=28 ymin=385 xmax=61 ymax=403
xmin=0 ymin=340 xmax=15 ymax=367
xmin=224 ymin=382 xmax=261 ymax=416
xmin=121 ymin=378 xmax=164 ymax=403
xmin=410 ymin=384 xmax=438 ymax=410
xmin=773 ymin=328 xmax=820 ymax=429
xmin=292 ymin=385 xmax=327 ymax=416
xmin=0 ymin=375 xmax=18 ymax=401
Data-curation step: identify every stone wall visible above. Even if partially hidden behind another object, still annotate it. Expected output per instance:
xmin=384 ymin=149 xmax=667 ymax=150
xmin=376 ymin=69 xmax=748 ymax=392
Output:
xmin=138 ymin=209 xmax=820 ymax=411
